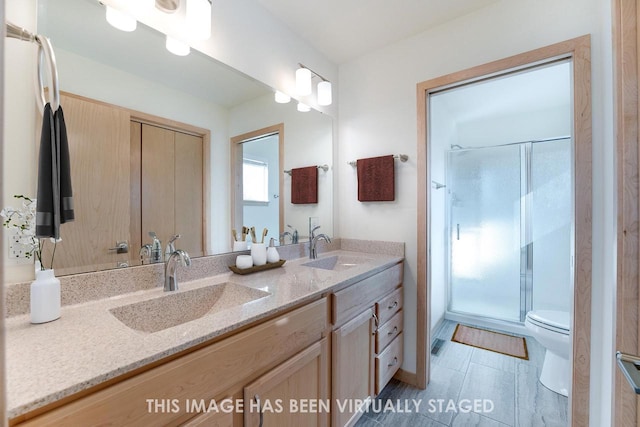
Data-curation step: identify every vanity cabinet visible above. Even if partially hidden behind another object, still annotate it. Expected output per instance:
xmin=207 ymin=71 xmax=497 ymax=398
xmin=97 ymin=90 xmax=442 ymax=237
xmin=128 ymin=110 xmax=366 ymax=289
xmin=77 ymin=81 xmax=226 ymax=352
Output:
xmin=14 ymin=298 xmax=328 ymax=427
xmin=330 ymin=261 xmax=404 ymax=427
xmin=244 ymin=338 xmax=330 ymax=427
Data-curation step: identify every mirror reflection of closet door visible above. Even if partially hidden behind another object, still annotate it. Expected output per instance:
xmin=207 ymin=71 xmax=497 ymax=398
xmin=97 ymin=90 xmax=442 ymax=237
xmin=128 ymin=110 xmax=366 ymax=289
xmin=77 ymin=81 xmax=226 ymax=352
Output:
xmin=41 ymin=93 xmax=131 ymax=274
xmin=134 ymin=123 xmax=203 ymax=258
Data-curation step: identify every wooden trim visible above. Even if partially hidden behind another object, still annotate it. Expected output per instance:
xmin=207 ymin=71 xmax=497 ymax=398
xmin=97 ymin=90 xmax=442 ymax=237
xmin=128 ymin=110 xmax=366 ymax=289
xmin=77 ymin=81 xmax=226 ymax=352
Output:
xmin=614 ymin=0 xmax=640 ymax=425
xmin=230 ymin=124 xmax=285 ymax=244
xmin=416 ymin=35 xmax=592 ymax=426
xmin=393 ymin=368 xmax=417 ymax=385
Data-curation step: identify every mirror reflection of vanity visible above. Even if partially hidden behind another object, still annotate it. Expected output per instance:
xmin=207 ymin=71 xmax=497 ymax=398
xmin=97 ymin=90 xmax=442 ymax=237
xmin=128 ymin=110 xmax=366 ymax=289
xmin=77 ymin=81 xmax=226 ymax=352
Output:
xmin=4 ymin=0 xmax=333 ymax=277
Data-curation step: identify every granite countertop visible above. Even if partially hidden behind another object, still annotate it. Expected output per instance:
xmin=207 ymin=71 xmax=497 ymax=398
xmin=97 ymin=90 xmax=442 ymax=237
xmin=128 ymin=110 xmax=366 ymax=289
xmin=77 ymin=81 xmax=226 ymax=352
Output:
xmin=5 ymin=249 xmax=403 ymax=419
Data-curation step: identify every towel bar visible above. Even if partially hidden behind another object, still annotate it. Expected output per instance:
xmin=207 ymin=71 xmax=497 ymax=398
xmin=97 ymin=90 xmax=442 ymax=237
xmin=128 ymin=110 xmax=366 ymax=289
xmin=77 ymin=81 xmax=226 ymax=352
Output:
xmin=6 ymin=22 xmax=60 ymax=111
xmin=284 ymin=164 xmax=329 ymax=176
xmin=348 ymin=154 xmax=408 ymax=167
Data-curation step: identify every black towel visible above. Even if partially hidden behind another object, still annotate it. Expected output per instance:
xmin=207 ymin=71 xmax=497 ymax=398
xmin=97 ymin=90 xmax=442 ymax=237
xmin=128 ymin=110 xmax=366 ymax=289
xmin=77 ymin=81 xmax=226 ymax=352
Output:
xmin=36 ymin=103 xmax=74 ymax=239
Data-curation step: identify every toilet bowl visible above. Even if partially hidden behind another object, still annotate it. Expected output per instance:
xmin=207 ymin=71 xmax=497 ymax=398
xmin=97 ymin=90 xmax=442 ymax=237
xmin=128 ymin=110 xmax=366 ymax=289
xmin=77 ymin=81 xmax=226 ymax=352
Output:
xmin=524 ymin=310 xmax=570 ymax=396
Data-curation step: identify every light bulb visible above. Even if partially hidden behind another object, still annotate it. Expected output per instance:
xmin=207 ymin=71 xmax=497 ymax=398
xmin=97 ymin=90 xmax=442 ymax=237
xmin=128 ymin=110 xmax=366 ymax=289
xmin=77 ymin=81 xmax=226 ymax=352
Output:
xmin=166 ymin=36 xmax=190 ymax=56
xmin=297 ymin=102 xmax=311 ymax=112
xmin=105 ymin=6 xmax=137 ymax=32
xmin=186 ymin=0 xmax=212 ymax=40
xmin=317 ymin=81 xmax=332 ymax=106
xmin=296 ymin=68 xmax=312 ymax=96
xmin=275 ymin=91 xmax=291 ymax=103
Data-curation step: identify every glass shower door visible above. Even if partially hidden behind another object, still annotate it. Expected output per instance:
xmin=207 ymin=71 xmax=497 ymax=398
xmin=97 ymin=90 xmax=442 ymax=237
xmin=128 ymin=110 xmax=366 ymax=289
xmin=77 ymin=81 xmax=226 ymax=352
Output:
xmin=447 ymin=145 xmax=522 ymax=322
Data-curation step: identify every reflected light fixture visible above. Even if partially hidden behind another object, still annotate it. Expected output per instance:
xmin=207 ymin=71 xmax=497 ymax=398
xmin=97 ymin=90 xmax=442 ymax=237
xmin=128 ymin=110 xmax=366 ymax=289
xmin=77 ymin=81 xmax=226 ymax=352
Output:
xmin=166 ymin=36 xmax=191 ymax=56
xmin=297 ymin=102 xmax=311 ymax=112
xmin=275 ymin=91 xmax=291 ymax=104
xmin=295 ymin=63 xmax=332 ymax=106
xmin=186 ymin=0 xmax=212 ymax=40
xmin=105 ymin=5 xmax=137 ymax=32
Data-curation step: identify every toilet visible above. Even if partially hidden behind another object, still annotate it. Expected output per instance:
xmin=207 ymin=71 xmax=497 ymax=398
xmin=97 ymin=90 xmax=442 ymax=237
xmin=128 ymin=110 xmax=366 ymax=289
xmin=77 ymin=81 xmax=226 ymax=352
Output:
xmin=524 ymin=310 xmax=571 ymax=396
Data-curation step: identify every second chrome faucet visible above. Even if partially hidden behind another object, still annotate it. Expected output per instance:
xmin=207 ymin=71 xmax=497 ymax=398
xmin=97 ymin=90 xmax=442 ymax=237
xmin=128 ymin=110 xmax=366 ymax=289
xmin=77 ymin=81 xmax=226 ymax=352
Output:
xmin=309 ymin=225 xmax=331 ymax=259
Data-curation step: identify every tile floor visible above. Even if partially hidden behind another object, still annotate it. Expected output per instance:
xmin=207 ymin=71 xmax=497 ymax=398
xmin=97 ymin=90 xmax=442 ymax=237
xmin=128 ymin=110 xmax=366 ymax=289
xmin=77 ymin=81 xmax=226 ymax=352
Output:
xmin=355 ymin=320 xmax=568 ymax=427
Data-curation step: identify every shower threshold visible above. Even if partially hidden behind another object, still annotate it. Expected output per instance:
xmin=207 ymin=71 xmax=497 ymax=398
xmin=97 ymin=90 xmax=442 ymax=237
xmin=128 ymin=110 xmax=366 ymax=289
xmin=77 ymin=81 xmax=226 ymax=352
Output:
xmin=445 ymin=311 xmax=529 ymax=337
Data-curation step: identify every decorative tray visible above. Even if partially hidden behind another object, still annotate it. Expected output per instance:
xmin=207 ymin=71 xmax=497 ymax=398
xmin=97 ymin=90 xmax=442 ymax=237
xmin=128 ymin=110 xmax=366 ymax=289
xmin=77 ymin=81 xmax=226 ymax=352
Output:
xmin=228 ymin=259 xmax=286 ymax=275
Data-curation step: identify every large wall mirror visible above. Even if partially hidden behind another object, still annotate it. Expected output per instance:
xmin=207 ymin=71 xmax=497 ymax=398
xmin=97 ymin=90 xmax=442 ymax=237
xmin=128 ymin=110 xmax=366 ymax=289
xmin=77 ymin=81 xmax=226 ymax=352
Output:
xmin=4 ymin=0 xmax=333 ymax=277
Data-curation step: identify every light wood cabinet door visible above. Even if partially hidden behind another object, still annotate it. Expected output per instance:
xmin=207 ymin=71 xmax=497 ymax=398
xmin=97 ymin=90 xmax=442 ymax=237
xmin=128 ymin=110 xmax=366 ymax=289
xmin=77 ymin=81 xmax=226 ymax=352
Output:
xmin=41 ymin=93 xmax=131 ymax=274
xmin=138 ymin=124 xmax=203 ymax=257
xmin=331 ymin=309 xmax=375 ymax=427
xmin=244 ymin=338 xmax=329 ymax=427
xmin=141 ymin=124 xmax=175 ymax=247
xmin=174 ymin=131 xmax=204 ymax=257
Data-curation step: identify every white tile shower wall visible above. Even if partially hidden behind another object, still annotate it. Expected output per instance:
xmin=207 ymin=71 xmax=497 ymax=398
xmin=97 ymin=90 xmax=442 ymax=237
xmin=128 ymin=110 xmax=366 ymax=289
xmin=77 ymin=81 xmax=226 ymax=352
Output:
xmin=337 ymin=0 xmax=614 ymax=425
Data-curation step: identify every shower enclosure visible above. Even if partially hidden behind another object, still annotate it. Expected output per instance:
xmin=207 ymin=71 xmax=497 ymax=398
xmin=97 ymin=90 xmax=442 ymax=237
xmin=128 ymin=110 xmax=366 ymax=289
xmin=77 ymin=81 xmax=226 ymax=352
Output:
xmin=447 ymin=138 xmax=572 ymax=323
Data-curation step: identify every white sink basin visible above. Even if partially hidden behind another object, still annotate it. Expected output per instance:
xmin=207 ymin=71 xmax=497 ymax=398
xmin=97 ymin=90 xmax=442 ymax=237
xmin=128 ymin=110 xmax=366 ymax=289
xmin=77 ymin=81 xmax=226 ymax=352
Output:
xmin=302 ymin=255 xmax=373 ymax=271
xmin=109 ymin=283 xmax=270 ymax=333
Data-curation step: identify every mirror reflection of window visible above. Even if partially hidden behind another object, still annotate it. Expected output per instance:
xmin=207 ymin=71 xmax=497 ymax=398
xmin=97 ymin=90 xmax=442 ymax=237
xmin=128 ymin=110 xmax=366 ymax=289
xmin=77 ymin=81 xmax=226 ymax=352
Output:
xmin=243 ymin=158 xmax=270 ymax=204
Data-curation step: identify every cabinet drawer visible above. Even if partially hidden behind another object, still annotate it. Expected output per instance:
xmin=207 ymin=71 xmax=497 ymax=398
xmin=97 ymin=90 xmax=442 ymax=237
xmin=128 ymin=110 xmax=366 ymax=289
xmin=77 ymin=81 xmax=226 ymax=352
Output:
xmin=17 ymin=298 xmax=328 ymax=427
xmin=376 ymin=287 xmax=403 ymax=325
xmin=375 ymin=332 xmax=403 ymax=395
xmin=332 ymin=262 xmax=403 ymax=326
xmin=376 ymin=309 xmax=403 ymax=354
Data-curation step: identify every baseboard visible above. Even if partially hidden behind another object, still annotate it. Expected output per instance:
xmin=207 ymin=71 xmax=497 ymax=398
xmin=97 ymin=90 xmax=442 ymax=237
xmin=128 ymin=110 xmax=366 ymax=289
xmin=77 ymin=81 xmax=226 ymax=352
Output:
xmin=393 ymin=368 xmax=419 ymax=388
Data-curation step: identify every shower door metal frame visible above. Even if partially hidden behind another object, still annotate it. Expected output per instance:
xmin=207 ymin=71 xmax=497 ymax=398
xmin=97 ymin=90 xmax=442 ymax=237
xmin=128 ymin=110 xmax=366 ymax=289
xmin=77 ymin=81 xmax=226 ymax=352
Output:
xmin=519 ymin=143 xmax=533 ymax=322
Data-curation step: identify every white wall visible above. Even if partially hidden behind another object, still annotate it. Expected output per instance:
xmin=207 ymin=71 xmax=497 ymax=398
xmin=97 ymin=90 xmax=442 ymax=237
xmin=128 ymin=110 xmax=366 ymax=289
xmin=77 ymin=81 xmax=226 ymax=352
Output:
xmin=338 ymin=0 xmax=614 ymax=425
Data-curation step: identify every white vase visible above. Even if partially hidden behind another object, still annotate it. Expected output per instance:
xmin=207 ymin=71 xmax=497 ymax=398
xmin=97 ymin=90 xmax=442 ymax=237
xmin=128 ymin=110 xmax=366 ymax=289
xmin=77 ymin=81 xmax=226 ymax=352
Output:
xmin=30 ymin=269 xmax=61 ymax=324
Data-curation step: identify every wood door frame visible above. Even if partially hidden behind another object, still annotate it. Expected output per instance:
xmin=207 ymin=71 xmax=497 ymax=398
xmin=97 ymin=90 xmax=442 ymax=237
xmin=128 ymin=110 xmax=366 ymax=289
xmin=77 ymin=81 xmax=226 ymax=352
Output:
xmin=230 ymin=124 xmax=285 ymax=245
xmin=416 ymin=35 xmax=592 ymax=426
xmin=613 ymin=0 xmax=640 ymax=425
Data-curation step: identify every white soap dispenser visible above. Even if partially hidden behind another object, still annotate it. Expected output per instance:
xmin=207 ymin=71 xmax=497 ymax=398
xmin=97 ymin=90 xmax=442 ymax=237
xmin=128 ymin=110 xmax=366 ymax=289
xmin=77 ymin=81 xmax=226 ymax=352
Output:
xmin=267 ymin=238 xmax=280 ymax=263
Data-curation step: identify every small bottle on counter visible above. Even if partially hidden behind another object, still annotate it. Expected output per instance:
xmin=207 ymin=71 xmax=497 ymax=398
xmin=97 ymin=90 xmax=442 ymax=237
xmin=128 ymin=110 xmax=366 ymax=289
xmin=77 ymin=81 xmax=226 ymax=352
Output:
xmin=267 ymin=238 xmax=280 ymax=263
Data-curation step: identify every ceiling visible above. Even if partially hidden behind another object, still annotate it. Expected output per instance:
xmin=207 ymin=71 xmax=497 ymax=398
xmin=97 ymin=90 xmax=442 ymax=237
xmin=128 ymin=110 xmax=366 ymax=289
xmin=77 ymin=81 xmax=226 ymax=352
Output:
xmin=256 ymin=0 xmax=499 ymax=64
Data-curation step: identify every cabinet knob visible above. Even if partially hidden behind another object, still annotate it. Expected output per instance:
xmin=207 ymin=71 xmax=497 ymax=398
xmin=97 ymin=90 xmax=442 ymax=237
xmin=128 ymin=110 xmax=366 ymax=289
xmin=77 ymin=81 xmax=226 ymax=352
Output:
xmin=388 ymin=301 xmax=398 ymax=310
xmin=388 ymin=326 xmax=398 ymax=335
xmin=388 ymin=357 xmax=398 ymax=367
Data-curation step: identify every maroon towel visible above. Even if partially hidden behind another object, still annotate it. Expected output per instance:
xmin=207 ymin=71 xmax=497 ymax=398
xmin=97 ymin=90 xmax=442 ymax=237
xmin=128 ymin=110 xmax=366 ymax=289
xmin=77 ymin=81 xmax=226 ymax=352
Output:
xmin=291 ymin=166 xmax=318 ymax=204
xmin=357 ymin=155 xmax=395 ymax=202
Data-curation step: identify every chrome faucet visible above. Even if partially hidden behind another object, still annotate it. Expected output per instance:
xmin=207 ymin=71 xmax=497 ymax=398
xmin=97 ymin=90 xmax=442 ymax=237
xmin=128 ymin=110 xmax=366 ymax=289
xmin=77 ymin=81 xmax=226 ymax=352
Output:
xmin=164 ymin=249 xmax=191 ymax=291
xmin=165 ymin=234 xmax=181 ymax=259
xmin=139 ymin=244 xmax=152 ymax=264
xmin=309 ymin=226 xmax=331 ymax=259
xmin=288 ymin=225 xmax=299 ymax=244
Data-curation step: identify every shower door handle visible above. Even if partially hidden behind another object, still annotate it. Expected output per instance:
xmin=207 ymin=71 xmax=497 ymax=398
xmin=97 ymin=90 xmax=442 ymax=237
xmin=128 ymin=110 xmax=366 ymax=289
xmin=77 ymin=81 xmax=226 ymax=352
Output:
xmin=616 ymin=351 xmax=640 ymax=394
xmin=456 ymin=224 xmax=460 ymax=240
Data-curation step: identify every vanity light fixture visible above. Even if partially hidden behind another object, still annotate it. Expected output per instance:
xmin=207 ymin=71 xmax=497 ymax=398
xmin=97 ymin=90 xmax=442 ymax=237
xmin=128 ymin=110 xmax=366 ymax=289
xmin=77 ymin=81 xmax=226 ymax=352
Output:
xmin=297 ymin=102 xmax=311 ymax=112
xmin=275 ymin=91 xmax=291 ymax=103
xmin=296 ymin=63 xmax=333 ymax=106
xmin=317 ymin=80 xmax=332 ymax=106
xmin=166 ymin=36 xmax=190 ymax=56
xmin=296 ymin=67 xmax=312 ymax=96
xmin=105 ymin=5 xmax=137 ymax=32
